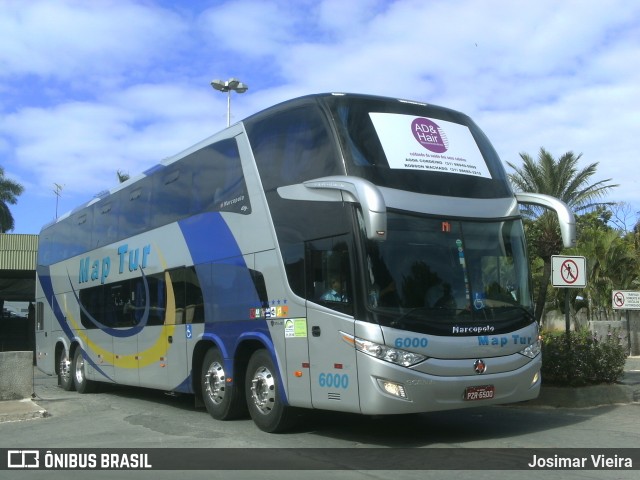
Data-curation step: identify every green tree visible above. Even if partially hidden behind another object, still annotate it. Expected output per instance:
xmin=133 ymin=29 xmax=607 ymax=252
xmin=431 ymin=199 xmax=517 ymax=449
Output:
xmin=577 ymin=227 xmax=638 ymax=321
xmin=507 ymin=148 xmax=617 ymax=323
xmin=549 ymin=211 xmax=639 ymax=326
xmin=0 ymin=166 xmax=25 ymax=233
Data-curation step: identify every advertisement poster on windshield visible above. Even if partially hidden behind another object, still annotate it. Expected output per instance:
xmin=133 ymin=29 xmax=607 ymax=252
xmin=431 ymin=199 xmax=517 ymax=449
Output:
xmin=370 ymin=113 xmax=492 ymax=179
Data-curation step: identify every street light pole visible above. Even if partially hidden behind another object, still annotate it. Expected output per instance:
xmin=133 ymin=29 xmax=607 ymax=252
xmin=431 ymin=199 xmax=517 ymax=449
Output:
xmin=210 ymin=78 xmax=248 ymax=127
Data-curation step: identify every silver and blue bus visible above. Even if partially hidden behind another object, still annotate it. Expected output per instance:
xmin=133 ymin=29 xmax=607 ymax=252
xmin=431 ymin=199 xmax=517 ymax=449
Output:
xmin=35 ymin=93 xmax=575 ymax=432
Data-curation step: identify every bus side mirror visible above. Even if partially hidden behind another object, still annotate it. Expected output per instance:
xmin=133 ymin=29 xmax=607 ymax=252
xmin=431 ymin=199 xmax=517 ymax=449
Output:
xmin=514 ymin=192 xmax=576 ymax=248
xmin=277 ymin=175 xmax=387 ymax=241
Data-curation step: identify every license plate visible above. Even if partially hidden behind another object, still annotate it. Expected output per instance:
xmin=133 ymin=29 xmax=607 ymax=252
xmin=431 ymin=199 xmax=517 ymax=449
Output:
xmin=464 ymin=385 xmax=495 ymax=401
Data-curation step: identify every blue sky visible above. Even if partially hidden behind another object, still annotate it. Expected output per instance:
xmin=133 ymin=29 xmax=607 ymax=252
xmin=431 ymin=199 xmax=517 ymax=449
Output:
xmin=2 ymin=0 xmax=639 ymax=234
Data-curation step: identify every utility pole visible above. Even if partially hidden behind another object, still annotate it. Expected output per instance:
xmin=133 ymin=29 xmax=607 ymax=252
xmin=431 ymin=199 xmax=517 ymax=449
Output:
xmin=53 ymin=183 xmax=64 ymax=219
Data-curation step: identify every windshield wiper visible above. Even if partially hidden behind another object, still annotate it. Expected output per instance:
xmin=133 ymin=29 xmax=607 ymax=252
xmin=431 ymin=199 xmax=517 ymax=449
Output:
xmin=390 ymin=304 xmax=534 ymax=329
xmin=390 ymin=307 xmax=428 ymax=328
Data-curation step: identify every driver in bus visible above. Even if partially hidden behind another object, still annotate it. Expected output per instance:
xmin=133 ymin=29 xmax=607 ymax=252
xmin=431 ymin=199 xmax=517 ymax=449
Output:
xmin=321 ymin=277 xmax=348 ymax=302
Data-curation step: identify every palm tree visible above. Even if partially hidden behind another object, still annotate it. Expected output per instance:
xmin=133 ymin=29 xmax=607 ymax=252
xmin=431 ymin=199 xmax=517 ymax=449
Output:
xmin=0 ymin=166 xmax=25 ymax=233
xmin=507 ymin=148 xmax=618 ymax=323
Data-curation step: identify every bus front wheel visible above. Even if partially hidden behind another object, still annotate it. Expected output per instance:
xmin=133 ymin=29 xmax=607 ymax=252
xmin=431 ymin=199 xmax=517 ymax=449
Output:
xmin=245 ymin=349 xmax=296 ymax=433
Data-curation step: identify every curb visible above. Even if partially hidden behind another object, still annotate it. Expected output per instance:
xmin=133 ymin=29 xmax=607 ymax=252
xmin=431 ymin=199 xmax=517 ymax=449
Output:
xmin=0 ymin=398 xmax=47 ymax=423
xmin=515 ymin=383 xmax=640 ymax=409
xmin=516 ymin=358 xmax=640 ymax=408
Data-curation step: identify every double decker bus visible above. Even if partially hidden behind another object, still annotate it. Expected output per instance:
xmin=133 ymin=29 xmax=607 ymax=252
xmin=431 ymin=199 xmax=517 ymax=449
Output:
xmin=35 ymin=93 xmax=575 ymax=432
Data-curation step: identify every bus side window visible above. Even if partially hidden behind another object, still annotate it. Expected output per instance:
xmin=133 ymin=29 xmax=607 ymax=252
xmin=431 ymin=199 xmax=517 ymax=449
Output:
xmin=190 ymin=138 xmax=251 ymax=216
xmin=166 ymin=266 xmax=205 ymax=324
xmin=306 ymin=235 xmax=353 ymax=315
xmin=92 ymin=199 xmax=119 ymax=249
xmin=152 ymin=167 xmax=192 ymax=228
xmin=184 ymin=267 xmax=204 ymax=323
xmin=281 ymin=243 xmax=305 ymax=299
xmin=120 ymin=179 xmax=152 ymax=238
xmin=247 ymin=104 xmax=341 ymax=192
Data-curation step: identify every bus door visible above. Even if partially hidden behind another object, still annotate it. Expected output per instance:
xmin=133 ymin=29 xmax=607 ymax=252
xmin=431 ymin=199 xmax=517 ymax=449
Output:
xmin=305 ymin=236 xmax=360 ymax=412
xmin=112 ymin=277 xmax=141 ymax=386
xmin=35 ymin=296 xmax=52 ymax=373
xmin=133 ymin=269 xmax=192 ymax=391
xmin=163 ymin=267 xmax=202 ymax=391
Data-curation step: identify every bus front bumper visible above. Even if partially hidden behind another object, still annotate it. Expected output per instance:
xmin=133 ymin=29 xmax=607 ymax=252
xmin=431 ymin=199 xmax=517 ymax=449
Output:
xmin=357 ymin=354 xmax=541 ymax=415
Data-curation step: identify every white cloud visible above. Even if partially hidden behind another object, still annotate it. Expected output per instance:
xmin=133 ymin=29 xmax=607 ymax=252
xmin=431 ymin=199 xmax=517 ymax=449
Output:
xmin=2 ymin=82 xmax=221 ymax=199
xmin=2 ymin=0 xmax=640 ymax=234
xmin=198 ymin=0 xmax=298 ymax=57
xmin=0 ymin=0 xmax=187 ymax=87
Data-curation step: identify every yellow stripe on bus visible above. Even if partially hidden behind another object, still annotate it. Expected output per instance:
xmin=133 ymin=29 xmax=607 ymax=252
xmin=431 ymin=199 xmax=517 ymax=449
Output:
xmin=64 ymin=246 xmax=181 ymax=369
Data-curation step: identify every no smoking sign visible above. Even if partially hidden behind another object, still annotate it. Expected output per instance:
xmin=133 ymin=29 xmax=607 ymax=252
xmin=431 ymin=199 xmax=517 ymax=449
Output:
xmin=551 ymin=255 xmax=587 ymax=288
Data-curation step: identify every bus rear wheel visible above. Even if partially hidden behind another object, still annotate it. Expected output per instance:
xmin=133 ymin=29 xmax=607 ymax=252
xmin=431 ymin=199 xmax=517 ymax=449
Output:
xmin=58 ymin=348 xmax=75 ymax=391
xmin=72 ymin=348 xmax=96 ymax=394
xmin=245 ymin=349 xmax=297 ymax=433
xmin=201 ymin=348 xmax=245 ymax=420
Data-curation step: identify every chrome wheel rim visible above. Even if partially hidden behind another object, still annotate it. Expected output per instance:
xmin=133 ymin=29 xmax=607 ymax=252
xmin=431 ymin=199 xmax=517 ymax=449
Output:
xmin=250 ymin=366 xmax=275 ymax=415
xmin=74 ymin=353 xmax=85 ymax=385
xmin=204 ymin=361 xmax=226 ymax=405
xmin=59 ymin=352 xmax=71 ymax=384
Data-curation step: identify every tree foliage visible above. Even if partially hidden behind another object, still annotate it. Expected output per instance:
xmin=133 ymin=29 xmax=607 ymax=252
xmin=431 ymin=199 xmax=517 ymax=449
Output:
xmin=0 ymin=166 xmax=25 ymax=233
xmin=508 ymin=148 xmax=618 ymax=322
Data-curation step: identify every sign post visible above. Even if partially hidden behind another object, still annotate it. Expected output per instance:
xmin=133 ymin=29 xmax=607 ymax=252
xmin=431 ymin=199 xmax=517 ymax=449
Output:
xmin=551 ymin=255 xmax=587 ymax=338
xmin=612 ymin=290 xmax=640 ymax=355
xmin=612 ymin=290 xmax=640 ymax=310
xmin=551 ymin=255 xmax=587 ymax=289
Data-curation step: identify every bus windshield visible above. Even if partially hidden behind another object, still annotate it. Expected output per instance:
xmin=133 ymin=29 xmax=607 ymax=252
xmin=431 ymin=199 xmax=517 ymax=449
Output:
xmin=363 ymin=212 xmax=533 ymax=335
xmin=325 ymin=94 xmax=512 ymax=199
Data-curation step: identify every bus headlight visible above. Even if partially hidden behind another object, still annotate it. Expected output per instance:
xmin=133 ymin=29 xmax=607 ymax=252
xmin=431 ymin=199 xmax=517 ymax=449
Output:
xmin=518 ymin=338 xmax=541 ymax=359
xmin=531 ymin=371 xmax=540 ymax=386
xmin=341 ymin=332 xmax=426 ymax=367
xmin=377 ymin=379 xmax=408 ymax=399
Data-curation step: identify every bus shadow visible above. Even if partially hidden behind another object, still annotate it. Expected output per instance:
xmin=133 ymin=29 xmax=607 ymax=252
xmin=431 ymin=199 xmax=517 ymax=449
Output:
xmin=294 ymin=405 xmax=610 ymax=447
xmin=91 ymin=382 xmax=201 ymax=412
xmin=56 ymin=376 xmax=616 ymax=447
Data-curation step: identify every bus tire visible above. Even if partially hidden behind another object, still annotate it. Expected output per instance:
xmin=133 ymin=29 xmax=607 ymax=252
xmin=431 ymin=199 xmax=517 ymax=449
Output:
xmin=245 ymin=349 xmax=296 ymax=433
xmin=72 ymin=348 xmax=96 ymax=394
xmin=58 ymin=348 xmax=75 ymax=391
xmin=201 ymin=348 xmax=245 ymax=420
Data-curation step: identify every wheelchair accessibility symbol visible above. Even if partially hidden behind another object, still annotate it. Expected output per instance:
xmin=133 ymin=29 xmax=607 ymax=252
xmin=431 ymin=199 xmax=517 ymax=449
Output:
xmin=186 ymin=324 xmax=192 ymax=339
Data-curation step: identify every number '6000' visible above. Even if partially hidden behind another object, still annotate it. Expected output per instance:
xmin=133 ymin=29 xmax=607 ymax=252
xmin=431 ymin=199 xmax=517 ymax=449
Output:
xmin=318 ymin=373 xmax=349 ymax=389
xmin=394 ymin=337 xmax=428 ymax=349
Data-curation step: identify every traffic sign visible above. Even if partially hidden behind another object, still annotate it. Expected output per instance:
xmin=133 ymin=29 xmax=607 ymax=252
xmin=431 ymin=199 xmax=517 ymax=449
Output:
xmin=551 ymin=255 xmax=587 ymax=288
xmin=612 ymin=290 xmax=640 ymax=310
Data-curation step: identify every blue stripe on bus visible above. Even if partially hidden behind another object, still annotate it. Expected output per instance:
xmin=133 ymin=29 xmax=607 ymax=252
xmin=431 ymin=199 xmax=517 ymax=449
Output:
xmin=177 ymin=212 xmax=287 ymax=403
xmin=177 ymin=212 xmax=243 ymax=264
xmin=178 ymin=212 xmax=266 ymax=325
xmin=67 ymin=268 xmax=150 ymax=338
xmin=38 ymin=269 xmax=115 ymax=382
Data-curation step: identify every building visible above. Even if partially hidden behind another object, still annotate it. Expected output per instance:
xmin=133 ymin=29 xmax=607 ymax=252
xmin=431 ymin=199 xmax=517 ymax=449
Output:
xmin=0 ymin=234 xmax=37 ymax=353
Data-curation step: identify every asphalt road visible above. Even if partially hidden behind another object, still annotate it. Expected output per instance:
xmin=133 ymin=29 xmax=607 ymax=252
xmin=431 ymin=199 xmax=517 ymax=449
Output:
xmin=1 ymin=365 xmax=639 ymax=480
